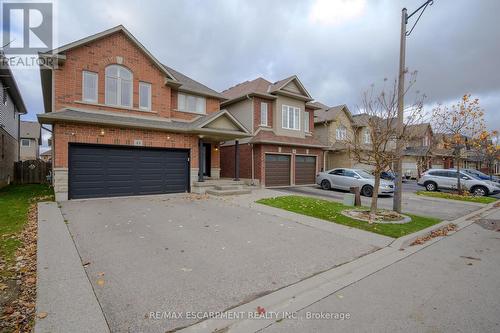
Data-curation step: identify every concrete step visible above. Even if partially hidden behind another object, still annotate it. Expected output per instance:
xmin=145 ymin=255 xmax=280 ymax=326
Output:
xmin=214 ymin=185 xmax=242 ymax=191
xmin=206 ymin=188 xmax=252 ymax=196
xmin=192 ymin=180 xmax=245 ymax=188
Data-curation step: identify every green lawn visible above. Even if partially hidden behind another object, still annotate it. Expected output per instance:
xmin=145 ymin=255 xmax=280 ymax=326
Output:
xmin=257 ymin=195 xmax=441 ymax=238
xmin=416 ymin=191 xmax=497 ymax=204
xmin=0 ymin=184 xmax=54 ymax=271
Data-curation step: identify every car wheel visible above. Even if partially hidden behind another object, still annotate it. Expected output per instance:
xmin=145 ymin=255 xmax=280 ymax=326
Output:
xmin=471 ymin=186 xmax=488 ymax=197
xmin=361 ymin=185 xmax=373 ymax=197
xmin=320 ymin=180 xmax=331 ymax=190
xmin=424 ymin=181 xmax=437 ymax=192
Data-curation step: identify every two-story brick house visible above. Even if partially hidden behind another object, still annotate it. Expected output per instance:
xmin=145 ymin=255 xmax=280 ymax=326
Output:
xmin=38 ymin=26 xmax=250 ymax=200
xmin=0 ymin=53 xmax=28 ymax=188
xmin=219 ymin=77 xmax=325 ymax=187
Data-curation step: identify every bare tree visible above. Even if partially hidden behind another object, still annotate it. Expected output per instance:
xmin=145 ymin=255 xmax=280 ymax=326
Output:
xmin=432 ymin=95 xmax=486 ymax=193
xmin=348 ymin=73 xmax=426 ymax=220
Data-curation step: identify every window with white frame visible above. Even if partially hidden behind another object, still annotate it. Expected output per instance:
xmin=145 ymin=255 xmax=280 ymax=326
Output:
xmin=336 ymin=124 xmax=347 ymax=140
xmin=282 ymin=105 xmax=300 ymax=130
xmin=260 ymin=102 xmax=268 ymax=126
xmin=21 ymin=139 xmax=30 ymax=147
xmin=82 ymin=71 xmax=98 ymax=103
xmin=423 ymin=135 xmax=430 ymax=146
xmin=304 ymin=111 xmax=310 ymax=132
xmin=139 ymin=82 xmax=152 ymax=110
xmin=177 ymin=93 xmax=206 ymax=114
xmin=363 ymin=128 xmax=371 ymax=144
xmin=105 ymin=65 xmax=133 ymax=107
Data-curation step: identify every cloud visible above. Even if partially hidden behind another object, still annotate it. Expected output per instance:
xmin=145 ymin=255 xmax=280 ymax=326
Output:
xmin=6 ymin=0 xmax=500 ymax=133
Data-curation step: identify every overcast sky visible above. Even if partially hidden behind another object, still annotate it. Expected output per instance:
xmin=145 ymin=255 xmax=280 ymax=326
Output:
xmin=9 ymin=0 xmax=500 ymax=149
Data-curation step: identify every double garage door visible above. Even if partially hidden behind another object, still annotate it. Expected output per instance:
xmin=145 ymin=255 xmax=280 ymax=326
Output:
xmin=265 ymin=154 xmax=316 ymax=187
xmin=68 ymin=144 xmax=189 ymax=199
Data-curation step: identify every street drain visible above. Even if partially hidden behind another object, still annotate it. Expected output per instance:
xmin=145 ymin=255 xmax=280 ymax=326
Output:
xmin=475 ymin=219 xmax=500 ymax=231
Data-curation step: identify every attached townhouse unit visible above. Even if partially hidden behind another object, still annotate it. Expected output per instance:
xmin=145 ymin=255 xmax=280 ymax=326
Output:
xmin=219 ymin=76 xmax=326 ymax=187
xmin=40 ymin=149 xmax=52 ymax=162
xmin=401 ymin=123 xmax=433 ymax=178
xmin=37 ymin=25 xmax=250 ymax=200
xmin=19 ymin=121 xmax=41 ymax=161
xmin=0 ymin=53 xmax=28 ymax=188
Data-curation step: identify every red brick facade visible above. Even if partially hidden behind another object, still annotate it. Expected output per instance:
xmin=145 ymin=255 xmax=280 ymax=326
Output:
xmin=220 ymin=143 xmax=323 ymax=186
xmin=253 ymin=97 xmax=273 ymax=128
xmin=51 ymin=30 xmax=222 ymax=171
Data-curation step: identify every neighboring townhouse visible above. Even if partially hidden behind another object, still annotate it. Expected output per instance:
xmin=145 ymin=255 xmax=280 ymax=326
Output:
xmin=314 ymin=104 xmax=359 ymax=170
xmin=0 ymin=53 xmax=28 ymax=187
xmin=401 ymin=123 xmax=433 ymax=178
xmin=19 ymin=121 xmax=41 ymax=160
xmin=37 ymin=25 xmax=250 ymax=200
xmin=219 ymin=76 xmax=326 ymax=187
xmin=40 ymin=149 xmax=52 ymax=162
xmin=431 ymin=133 xmax=454 ymax=169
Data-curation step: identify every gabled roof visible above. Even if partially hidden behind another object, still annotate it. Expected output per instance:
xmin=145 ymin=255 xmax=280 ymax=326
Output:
xmin=221 ymin=75 xmax=313 ymax=107
xmin=404 ymin=146 xmax=431 ymax=156
xmin=407 ymin=123 xmax=432 ymax=138
xmin=314 ymin=104 xmax=353 ymax=123
xmin=44 ymin=25 xmax=177 ymax=80
xmin=306 ymin=101 xmax=330 ymax=110
xmin=0 ymin=52 xmax=27 ymax=114
xmin=37 ymin=107 xmax=250 ymax=139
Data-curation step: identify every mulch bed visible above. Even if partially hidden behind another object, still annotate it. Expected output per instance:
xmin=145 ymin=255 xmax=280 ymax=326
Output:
xmin=410 ymin=223 xmax=458 ymax=246
xmin=0 ymin=203 xmax=38 ymax=332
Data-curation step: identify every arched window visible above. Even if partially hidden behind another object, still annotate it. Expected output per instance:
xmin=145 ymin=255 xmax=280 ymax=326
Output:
xmin=105 ymin=65 xmax=133 ymax=107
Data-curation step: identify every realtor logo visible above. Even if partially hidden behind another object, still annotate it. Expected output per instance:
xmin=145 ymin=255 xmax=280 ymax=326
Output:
xmin=2 ymin=2 xmax=53 ymax=54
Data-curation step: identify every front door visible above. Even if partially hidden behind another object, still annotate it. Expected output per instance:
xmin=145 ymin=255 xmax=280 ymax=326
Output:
xmin=202 ymin=143 xmax=211 ymax=177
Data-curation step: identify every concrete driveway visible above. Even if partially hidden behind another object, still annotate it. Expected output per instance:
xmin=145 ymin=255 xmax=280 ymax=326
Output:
xmin=60 ymin=194 xmax=379 ymax=332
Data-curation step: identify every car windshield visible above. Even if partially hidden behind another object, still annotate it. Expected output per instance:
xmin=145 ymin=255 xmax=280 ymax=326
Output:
xmin=355 ymin=170 xmax=375 ymax=179
xmin=465 ymin=169 xmax=489 ymax=178
xmin=462 ymin=172 xmax=482 ymax=180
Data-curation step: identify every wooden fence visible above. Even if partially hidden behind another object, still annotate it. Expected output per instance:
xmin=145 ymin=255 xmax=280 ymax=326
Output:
xmin=14 ymin=160 xmax=52 ymax=184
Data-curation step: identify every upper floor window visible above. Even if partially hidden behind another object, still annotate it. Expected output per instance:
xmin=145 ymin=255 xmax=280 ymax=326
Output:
xmin=336 ymin=124 xmax=347 ymax=140
xmin=21 ymin=139 xmax=30 ymax=147
xmin=423 ymin=135 xmax=430 ymax=146
xmin=282 ymin=105 xmax=300 ymax=130
xmin=139 ymin=82 xmax=152 ymax=111
xmin=260 ymin=102 xmax=268 ymax=126
xmin=304 ymin=111 xmax=310 ymax=132
xmin=105 ymin=65 xmax=132 ymax=107
xmin=177 ymin=93 xmax=206 ymax=114
xmin=82 ymin=71 xmax=98 ymax=103
xmin=363 ymin=128 xmax=371 ymax=144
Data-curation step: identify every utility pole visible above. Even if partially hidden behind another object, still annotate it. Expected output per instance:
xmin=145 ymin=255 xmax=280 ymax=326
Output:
xmin=393 ymin=0 xmax=434 ymax=213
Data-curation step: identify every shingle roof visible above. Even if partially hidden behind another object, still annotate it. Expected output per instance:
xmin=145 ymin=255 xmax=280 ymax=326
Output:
xmin=307 ymin=101 xmax=330 ymax=110
xmin=352 ymin=113 xmax=371 ymax=127
xmin=37 ymin=107 xmax=250 ymax=138
xmin=249 ymin=130 xmax=326 ymax=148
xmin=403 ymin=146 xmax=430 ymax=156
xmin=40 ymin=149 xmax=52 ymax=156
xmin=407 ymin=123 xmax=431 ymax=138
xmin=314 ymin=105 xmax=351 ymax=123
xmin=221 ymin=77 xmax=274 ymax=100
xmin=20 ymin=121 xmax=40 ymax=139
xmin=162 ymin=65 xmax=226 ymax=100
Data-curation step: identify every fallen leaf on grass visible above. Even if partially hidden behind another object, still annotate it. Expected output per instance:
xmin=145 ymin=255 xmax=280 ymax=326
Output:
xmin=37 ymin=312 xmax=48 ymax=319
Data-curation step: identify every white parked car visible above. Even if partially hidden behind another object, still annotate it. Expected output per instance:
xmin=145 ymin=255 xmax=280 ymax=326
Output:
xmin=316 ymin=168 xmax=395 ymax=197
xmin=417 ymin=169 xmax=500 ymax=196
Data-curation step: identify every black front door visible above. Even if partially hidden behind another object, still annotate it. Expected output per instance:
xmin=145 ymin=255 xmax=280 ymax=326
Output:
xmin=202 ymin=143 xmax=211 ymax=177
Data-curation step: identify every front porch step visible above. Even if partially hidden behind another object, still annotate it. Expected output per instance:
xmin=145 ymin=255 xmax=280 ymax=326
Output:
xmin=205 ymin=188 xmax=252 ymax=196
xmin=192 ymin=180 xmax=245 ymax=187
xmin=214 ymin=185 xmax=241 ymax=191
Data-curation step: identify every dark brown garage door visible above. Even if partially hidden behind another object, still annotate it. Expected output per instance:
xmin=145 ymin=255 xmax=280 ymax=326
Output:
xmin=265 ymin=154 xmax=291 ymax=187
xmin=68 ymin=144 xmax=189 ymax=199
xmin=295 ymin=155 xmax=317 ymax=185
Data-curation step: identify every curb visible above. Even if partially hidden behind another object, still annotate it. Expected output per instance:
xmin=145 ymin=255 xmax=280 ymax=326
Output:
xmin=389 ymin=201 xmax=498 ymax=249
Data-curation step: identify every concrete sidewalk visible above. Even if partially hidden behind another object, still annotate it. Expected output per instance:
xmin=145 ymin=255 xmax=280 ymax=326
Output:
xmin=35 ymin=202 xmax=109 ymax=333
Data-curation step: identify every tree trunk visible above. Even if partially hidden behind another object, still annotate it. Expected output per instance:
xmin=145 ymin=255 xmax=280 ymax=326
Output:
xmin=369 ymin=172 xmax=381 ymax=223
xmin=456 ymin=157 xmax=462 ymax=194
